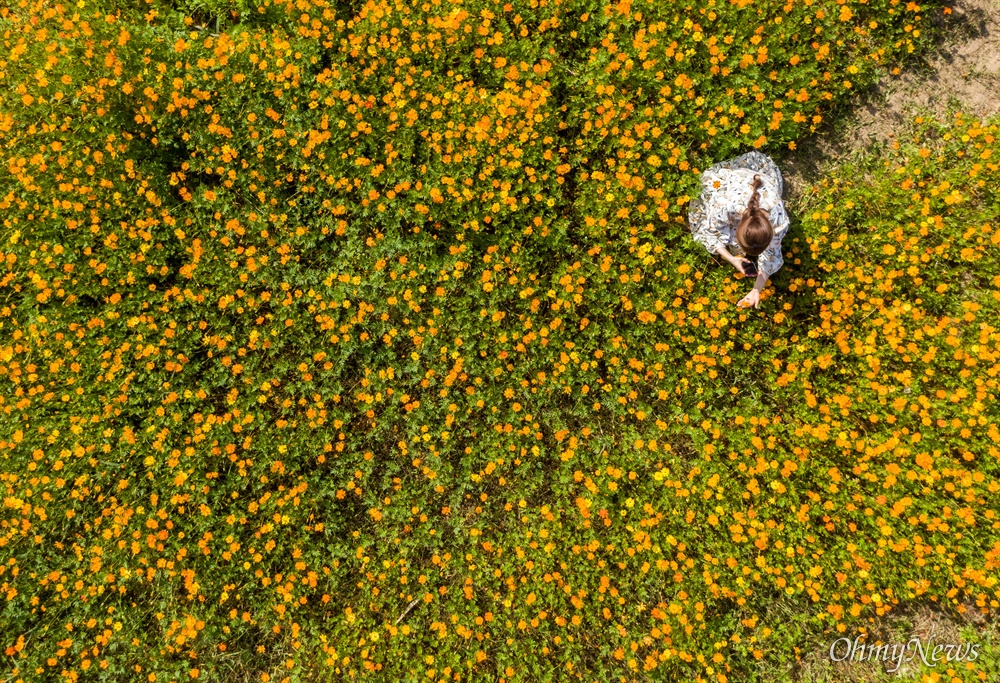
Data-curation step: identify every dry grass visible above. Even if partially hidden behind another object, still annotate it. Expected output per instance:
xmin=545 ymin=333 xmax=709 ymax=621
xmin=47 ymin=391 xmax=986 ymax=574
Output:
xmin=755 ymin=598 xmax=1000 ymax=682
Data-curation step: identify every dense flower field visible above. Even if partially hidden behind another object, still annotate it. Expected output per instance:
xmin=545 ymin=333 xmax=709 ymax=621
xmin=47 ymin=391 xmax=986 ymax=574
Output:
xmin=3 ymin=0 xmax=999 ymax=681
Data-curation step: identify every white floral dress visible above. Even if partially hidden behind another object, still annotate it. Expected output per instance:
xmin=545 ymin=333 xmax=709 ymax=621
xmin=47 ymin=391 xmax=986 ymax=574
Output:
xmin=687 ymin=151 xmax=790 ymax=278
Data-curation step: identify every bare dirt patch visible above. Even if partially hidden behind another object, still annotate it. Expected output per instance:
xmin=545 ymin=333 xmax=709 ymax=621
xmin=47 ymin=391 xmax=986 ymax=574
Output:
xmin=782 ymin=0 xmax=1000 ymax=202
xmin=849 ymin=0 xmax=1000 ymax=146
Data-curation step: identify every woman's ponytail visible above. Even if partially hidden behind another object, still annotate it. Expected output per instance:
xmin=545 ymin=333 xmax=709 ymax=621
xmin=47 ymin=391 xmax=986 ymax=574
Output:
xmin=736 ymin=174 xmax=773 ymax=260
xmin=746 ymin=175 xmax=763 ymax=215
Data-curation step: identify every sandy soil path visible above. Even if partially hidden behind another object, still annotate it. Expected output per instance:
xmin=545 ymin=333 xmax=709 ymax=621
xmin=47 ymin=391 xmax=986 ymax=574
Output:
xmin=783 ymin=0 xmax=1000 ymax=201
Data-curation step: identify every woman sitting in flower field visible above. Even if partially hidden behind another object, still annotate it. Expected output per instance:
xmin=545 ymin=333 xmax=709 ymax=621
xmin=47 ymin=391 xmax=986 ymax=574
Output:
xmin=687 ymin=150 xmax=790 ymax=309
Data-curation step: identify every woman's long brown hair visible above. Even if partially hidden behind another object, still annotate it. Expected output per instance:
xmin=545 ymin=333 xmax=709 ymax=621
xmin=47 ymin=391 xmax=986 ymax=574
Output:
xmin=736 ymin=175 xmax=773 ymax=260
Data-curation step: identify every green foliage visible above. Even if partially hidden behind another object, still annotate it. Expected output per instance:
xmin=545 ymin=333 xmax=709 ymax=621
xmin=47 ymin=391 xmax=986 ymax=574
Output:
xmin=3 ymin=0 xmax=999 ymax=682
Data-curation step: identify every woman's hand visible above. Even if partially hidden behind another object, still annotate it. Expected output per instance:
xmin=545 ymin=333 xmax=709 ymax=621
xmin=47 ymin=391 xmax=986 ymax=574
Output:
xmin=737 ymin=272 xmax=769 ymax=309
xmin=715 ymin=246 xmax=746 ymax=274
xmin=737 ymin=289 xmax=760 ymax=309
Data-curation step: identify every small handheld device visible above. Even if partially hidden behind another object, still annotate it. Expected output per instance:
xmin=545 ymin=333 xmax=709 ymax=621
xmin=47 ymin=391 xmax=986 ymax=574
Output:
xmin=741 ymin=259 xmax=758 ymax=277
